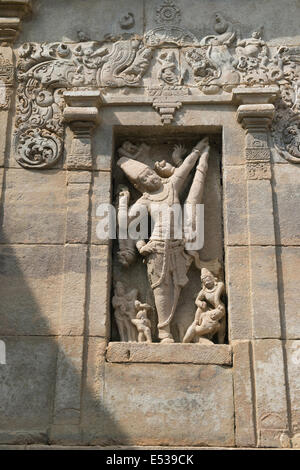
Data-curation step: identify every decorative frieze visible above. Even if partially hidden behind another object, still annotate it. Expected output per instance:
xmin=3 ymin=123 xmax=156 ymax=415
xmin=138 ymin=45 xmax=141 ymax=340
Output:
xmin=12 ymin=1 xmax=300 ymax=166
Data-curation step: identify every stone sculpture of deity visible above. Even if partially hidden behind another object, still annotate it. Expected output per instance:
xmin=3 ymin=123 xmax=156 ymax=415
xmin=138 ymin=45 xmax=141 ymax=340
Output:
xmin=115 ymin=137 xmax=216 ymax=343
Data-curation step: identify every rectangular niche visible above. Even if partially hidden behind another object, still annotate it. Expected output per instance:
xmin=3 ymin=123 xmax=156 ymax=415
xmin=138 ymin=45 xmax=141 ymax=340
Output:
xmin=109 ymin=126 xmax=227 ymax=358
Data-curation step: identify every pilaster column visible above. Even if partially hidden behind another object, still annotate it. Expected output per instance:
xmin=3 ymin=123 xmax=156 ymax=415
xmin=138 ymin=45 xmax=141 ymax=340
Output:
xmin=63 ymin=90 xmax=102 ymax=169
xmin=0 ymin=0 xmax=31 ymax=44
xmin=233 ymin=87 xmax=289 ymax=447
xmin=234 ymin=87 xmax=281 ymax=339
xmin=0 ymin=2 xmax=32 ymax=167
xmin=234 ymin=87 xmax=278 ymax=181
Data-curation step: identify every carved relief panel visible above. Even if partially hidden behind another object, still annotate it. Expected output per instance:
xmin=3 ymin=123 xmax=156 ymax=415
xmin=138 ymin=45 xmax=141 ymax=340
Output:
xmin=111 ymin=132 xmax=225 ymax=345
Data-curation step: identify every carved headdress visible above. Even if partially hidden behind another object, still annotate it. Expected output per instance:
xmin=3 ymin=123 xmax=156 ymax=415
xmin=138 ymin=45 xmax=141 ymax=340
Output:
xmin=201 ymin=268 xmax=214 ymax=280
xmin=117 ymin=156 xmax=151 ymax=185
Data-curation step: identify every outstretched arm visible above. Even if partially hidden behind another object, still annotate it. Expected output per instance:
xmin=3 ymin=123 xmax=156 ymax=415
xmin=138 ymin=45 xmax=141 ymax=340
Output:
xmin=171 ymin=137 xmax=209 ymax=192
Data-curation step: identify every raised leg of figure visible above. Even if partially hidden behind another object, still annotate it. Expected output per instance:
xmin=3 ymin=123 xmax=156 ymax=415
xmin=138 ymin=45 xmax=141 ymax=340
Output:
xmin=144 ymin=327 xmax=152 ymax=343
xmin=127 ymin=320 xmax=137 ymax=342
xmin=138 ymin=332 xmax=144 ymax=343
xmin=124 ymin=319 xmax=134 ymax=342
xmin=117 ymin=319 xmax=126 ymax=342
xmin=182 ymin=323 xmax=196 ymax=343
xmin=217 ymin=316 xmax=226 ymax=344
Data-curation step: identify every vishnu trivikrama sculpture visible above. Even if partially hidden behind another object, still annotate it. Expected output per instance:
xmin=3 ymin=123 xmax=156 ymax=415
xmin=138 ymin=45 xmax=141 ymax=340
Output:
xmin=113 ymin=137 xmax=226 ymax=344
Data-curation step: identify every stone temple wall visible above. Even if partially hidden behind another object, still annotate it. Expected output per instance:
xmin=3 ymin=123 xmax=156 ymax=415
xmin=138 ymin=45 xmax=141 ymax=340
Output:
xmin=0 ymin=0 xmax=299 ymax=448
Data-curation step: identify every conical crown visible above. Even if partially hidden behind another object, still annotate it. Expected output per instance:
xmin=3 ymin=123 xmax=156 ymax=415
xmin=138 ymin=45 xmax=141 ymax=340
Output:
xmin=117 ymin=157 xmax=150 ymax=184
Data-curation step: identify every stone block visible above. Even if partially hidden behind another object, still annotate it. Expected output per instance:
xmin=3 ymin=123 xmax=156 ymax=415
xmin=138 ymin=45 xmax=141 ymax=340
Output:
xmin=106 ymin=342 xmax=232 ymax=365
xmin=65 ymin=173 xmax=91 ymax=244
xmin=222 ymin=122 xmax=247 ymax=166
xmin=60 ymin=244 xmax=87 ymax=336
xmin=247 ymin=180 xmax=275 ymax=245
xmin=91 ymin=171 xmax=112 ymax=245
xmin=49 ymin=425 xmax=82 ymax=446
xmin=0 ymin=245 xmax=63 ymax=336
xmin=285 ymin=340 xmax=300 ymax=435
xmin=249 ymin=246 xmax=281 ymax=339
xmin=223 ymin=166 xmax=248 ymax=246
xmin=0 ymin=167 xmax=3 ymax=200
xmin=0 ymin=111 xmax=9 ymax=167
xmin=253 ymin=339 xmax=288 ymax=447
xmin=273 ymin=164 xmax=300 ymax=245
xmin=0 ymin=169 xmax=66 ymax=244
xmin=53 ymin=336 xmax=84 ymax=425
xmin=81 ymin=338 xmax=106 ymax=426
xmin=88 ymin=245 xmax=111 ymax=337
xmin=0 ymin=336 xmax=57 ymax=436
xmin=225 ymin=246 xmax=252 ymax=340
xmin=102 ymin=363 xmax=234 ymax=446
xmin=279 ymin=247 xmax=300 ymax=339
xmin=94 ymin=124 xmax=113 ymax=171
xmin=232 ymin=340 xmax=256 ymax=447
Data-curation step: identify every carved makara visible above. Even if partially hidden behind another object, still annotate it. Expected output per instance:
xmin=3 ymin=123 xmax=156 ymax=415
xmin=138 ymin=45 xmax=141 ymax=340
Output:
xmin=98 ymin=39 xmax=153 ymax=87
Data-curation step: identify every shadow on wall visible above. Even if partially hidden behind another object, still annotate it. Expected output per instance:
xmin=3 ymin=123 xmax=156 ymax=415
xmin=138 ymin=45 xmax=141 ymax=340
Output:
xmin=0 ymin=164 xmax=129 ymax=446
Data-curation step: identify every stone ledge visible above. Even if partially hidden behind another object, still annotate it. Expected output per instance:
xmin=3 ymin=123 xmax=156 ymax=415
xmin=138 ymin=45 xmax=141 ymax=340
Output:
xmin=106 ymin=342 xmax=232 ymax=365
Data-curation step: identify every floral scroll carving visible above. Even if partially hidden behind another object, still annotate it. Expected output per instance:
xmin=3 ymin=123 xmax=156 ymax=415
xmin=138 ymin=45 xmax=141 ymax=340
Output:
xmin=14 ymin=39 xmax=153 ymax=168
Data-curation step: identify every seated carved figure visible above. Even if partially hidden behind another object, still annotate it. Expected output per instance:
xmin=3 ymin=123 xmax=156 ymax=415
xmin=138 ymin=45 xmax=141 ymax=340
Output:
xmin=131 ymin=300 xmax=153 ymax=343
xmin=183 ymin=268 xmax=226 ymax=344
xmin=236 ymin=31 xmax=267 ymax=58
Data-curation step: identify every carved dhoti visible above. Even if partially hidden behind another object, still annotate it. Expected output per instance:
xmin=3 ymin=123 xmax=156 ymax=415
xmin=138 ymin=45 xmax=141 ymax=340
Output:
xmin=144 ymin=239 xmax=192 ymax=338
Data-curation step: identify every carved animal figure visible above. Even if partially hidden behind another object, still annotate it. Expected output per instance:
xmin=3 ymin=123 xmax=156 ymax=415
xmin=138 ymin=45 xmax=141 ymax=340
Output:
xmin=98 ymin=39 xmax=152 ymax=87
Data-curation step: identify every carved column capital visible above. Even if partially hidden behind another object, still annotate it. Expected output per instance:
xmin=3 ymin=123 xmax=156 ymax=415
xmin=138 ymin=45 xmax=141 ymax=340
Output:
xmin=0 ymin=0 xmax=32 ymax=44
xmin=236 ymin=104 xmax=275 ymax=131
xmin=233 ymin=87 xmax=279 ymax=180
xmin=63 ymin=90 xmax=102 ymax=170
